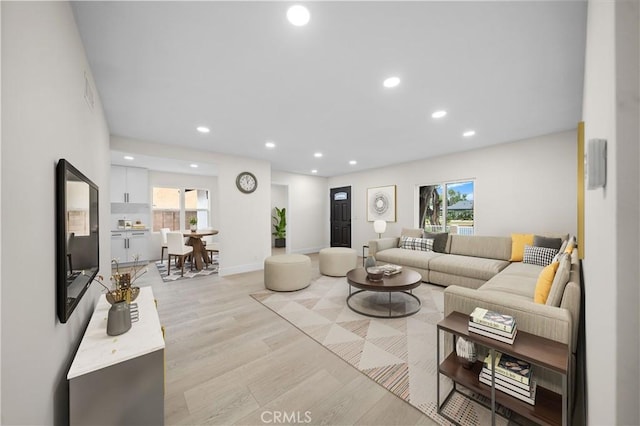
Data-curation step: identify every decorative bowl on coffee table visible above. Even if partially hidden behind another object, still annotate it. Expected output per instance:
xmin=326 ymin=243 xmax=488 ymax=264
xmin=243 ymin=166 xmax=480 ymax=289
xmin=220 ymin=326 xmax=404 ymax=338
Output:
xmin=366 ymin=267 xmax=384 ymax=282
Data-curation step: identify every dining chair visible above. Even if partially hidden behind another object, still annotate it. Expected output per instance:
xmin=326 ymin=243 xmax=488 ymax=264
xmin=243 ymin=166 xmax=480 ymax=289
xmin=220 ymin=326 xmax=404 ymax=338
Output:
xmin=205 ymin=242 xmax=219 ymax=268
xmin=159 ymin=228 xmax=170 ymax=264
xmin=201 ymin=229 xmax=218 ymax=268
xmin=166 ymin=232 xmax=193 ymax=277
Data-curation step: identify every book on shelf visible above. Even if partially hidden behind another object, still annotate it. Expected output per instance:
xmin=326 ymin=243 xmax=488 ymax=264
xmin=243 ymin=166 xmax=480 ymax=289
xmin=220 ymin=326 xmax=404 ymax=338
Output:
xmin=484 ymin=352 xmax=531 ymax=386
xmin=379 ymin=264 xmax=402 ymax=276
xmin=480 ymin=367 xmax=531 ymax=393
xmin=479 ymin=375 xmax=537 ymax=405
xmin=468 ymin=320 xmax=517 ymax=339
xmin=469 ymin=307 xmax=516 ymax=333
xmin=468 ymin=323 xmax=517 ymax=344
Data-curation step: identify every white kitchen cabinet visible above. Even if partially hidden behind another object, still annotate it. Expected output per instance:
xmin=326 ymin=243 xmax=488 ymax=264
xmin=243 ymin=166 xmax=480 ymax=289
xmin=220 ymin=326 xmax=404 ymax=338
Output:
xmin=110 ymin=165 xmax=149 ymax=204
xmin=68 ymin=287 xmax=165 ymax=425
xmin=111 ymin=230 xmax=149 ymax=263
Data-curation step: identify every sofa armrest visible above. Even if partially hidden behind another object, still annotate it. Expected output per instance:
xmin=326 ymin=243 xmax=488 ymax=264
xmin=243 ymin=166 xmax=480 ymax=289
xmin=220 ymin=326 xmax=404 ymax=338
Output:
xmin=368 ymin=237 xmax=399 ymax=256
xmin=444 ymin=286 xmax=574 ymax=353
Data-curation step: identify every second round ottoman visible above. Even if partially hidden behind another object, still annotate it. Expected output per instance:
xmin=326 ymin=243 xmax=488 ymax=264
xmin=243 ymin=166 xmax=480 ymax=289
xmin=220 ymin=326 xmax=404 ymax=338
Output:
xmin=319 ymin=247 xmax=358 ymax=277
xmin=264 ymin=254 xmax=311 ymax=291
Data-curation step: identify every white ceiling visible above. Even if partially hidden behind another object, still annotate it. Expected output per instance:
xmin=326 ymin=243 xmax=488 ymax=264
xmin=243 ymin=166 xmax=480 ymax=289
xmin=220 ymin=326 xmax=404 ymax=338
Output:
xmin=110 ymin=150 xmax=218 ymax=176
xmin=73 ymin=1 xmax=587 ymax=177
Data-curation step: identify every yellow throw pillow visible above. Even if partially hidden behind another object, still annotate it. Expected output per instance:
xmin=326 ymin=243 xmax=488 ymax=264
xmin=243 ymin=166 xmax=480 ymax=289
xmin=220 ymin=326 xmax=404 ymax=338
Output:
xmin=510 ymin=233 xmax=534 ymax=261
xmin=534 ymin=261 xmax=560 ymax=304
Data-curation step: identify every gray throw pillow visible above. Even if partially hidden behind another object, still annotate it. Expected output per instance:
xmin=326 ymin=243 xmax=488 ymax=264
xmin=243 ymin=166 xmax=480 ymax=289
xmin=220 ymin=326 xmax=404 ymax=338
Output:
xmin=423 ymin=231 xmax=448 ymax=253
xmin=533 ymin=235 xmax=562 ymax=250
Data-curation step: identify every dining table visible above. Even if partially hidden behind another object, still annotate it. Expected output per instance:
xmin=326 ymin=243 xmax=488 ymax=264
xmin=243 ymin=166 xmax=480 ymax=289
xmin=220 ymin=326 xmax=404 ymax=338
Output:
xmin=181 ymin=229 xmax=219 ymax=271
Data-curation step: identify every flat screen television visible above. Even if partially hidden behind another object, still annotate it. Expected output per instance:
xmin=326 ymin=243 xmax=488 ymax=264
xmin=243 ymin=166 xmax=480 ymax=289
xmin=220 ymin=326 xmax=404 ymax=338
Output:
xmin=56 ymin=159 xmax=100 ymax=323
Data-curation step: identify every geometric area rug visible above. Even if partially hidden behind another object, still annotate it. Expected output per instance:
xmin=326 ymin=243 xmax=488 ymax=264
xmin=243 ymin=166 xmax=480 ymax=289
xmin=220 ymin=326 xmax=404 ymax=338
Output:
xmin=251 ymin=275 xmax=509 ymax=426
xmin=154 ymin=257 xmax=218 ymax=282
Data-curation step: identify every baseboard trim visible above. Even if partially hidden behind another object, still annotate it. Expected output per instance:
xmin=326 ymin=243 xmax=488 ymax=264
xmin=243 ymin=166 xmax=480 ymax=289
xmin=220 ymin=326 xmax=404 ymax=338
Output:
xmin=289 ymin=246 xmax=323 ymax=255
xmin=219 ymin=262 xmax=263 ymax=277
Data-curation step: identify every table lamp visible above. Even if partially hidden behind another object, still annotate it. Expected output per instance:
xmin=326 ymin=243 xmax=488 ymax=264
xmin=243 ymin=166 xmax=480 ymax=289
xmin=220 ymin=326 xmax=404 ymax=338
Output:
xmin=373 ymin=220 xmax=387 ymax=239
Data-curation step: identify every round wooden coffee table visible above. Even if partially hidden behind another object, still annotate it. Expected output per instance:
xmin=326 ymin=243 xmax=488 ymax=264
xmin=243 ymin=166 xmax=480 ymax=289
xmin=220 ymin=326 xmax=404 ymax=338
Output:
xmin=346 ymin=267 xmax=422 ymax=318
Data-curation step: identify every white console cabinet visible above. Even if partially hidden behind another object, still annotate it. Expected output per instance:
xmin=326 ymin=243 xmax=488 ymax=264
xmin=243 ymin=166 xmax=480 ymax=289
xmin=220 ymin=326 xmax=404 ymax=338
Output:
xmin=110 ymin=165 xmax=149 ymax=204
xmin=68 ymin=287 xmax=165 ymax=425
xmin=111 ymin=230 xmax=150 ymax=263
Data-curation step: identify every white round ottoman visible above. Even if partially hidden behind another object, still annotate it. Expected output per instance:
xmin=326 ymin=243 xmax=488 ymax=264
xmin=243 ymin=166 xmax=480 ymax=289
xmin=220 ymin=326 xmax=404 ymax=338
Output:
xmin=319 ymin=247 xmax=358 ymax=277
xmin=264 ymin=254 xmax=311 ymax=291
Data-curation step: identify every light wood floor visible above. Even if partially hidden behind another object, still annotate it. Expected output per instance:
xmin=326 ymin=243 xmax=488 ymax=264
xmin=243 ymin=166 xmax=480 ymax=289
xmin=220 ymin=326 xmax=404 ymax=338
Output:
xmin=148 ymin=253 xmax=438 ymax=425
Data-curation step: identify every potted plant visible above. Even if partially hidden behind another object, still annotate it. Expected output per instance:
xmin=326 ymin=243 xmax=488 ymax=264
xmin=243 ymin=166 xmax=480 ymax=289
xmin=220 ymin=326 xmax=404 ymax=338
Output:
xmin=189 ymin=216 xmax=198 ymax=232
xmin=272 ymin=207 xmax=286 ymax=248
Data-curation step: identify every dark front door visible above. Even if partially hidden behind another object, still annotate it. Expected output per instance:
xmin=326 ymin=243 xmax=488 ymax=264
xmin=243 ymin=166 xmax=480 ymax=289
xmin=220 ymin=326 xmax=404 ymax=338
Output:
xmin=330 ymin=186 xmax=351 ymax=247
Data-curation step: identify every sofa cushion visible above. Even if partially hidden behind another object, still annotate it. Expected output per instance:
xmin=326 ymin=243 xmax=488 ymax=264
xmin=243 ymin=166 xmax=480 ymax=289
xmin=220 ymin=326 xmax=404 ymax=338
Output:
xmin=423 ymin=231 xmax=448 ymax=253
xmin=534 ymin=261 xmax=560 ymax=303
xmin=499 ymin=261 xmax=544 ymax=280
xmin=479 ymin=272 xmax=538 ymax=300
xmin=546 ymin=253 xmax=572 ymax=306
xmin=523 ymin=245 xmax=558 ymax=267
xmin=533 ymin=235 xmax=563 ymax=250
xmin=564 ymin=237 xmax=576 ymax=254
xmin=552 ymin=240 xmax=568 ymax=263
xmin=374 ymin=247 xmax=443 ymax=270
xmin=429 ymin=254 xmax=510 ymax=281
xmin=449 ymin=235 xmax=512 ymax=260
xmin=509 ymin=233 xmax=534 ymax=261
xmin=399 ymin=236 xmax=433 ymax=252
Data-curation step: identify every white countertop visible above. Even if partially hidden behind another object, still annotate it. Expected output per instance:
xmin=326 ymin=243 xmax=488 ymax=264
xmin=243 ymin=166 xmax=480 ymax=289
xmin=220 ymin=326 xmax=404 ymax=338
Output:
xmin=67 ymin=286 xmax=165 ymax=380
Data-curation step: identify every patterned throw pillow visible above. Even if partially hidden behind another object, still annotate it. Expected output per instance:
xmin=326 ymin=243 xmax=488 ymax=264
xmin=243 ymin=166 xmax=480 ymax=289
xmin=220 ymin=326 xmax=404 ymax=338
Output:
xmin=400 ymin=236 xmax=434 ymax=252
xmin=523 ymin=245 xmax=558 ymax=267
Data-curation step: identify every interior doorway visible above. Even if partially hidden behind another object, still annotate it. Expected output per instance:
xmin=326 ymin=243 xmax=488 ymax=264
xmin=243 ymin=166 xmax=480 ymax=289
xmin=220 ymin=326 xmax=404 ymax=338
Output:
xmin=330 ymin=186 xmax=352 ymax=247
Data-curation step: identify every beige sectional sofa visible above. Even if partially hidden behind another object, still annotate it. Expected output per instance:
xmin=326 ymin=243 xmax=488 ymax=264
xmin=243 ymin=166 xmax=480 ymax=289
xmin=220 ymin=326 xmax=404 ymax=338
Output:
xmin=369 ymin=232 xmax=514 ymax=289
xmin=368 ymin=229 xmax=582 ymax=399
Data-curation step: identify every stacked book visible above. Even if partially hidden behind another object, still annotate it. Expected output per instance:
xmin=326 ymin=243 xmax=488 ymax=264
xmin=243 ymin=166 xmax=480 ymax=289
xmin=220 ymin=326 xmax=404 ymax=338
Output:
xmin=379 ymin=264 xmax=402 ymax=276
xmin=468 ymin=307 xmax=517 ymax=344
xmin=481 ymin=352 xmax=537 ymax=405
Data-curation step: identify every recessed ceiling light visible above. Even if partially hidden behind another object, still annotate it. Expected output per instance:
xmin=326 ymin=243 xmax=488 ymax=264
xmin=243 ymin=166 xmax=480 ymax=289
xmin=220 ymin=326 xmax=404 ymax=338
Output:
xmin=196 ymin=126 xmax=210 ymax=133
xmin=287 ymin=5 xmax=310 ymax=26
xmin=311 ymin=169 xmax=318 ymax=174
xmin=265 ymin=141 xmax=276 ymax=149
xmin=190 ymin=164 xmax=198 ymax=168
xmin=463 ymin=130 xmax=476 ymax=137
xmin=431 ymin=110 xmax=447 ymax=119
xmin=383 ymin=77 xmax=400 ymax=88
xmin=314 ymin=152 xmax=323 ymax=158
xmin=349 ymin=160 xmax=357 ymax=165
xmin=123 ymin=156 xmax=134 ymax=161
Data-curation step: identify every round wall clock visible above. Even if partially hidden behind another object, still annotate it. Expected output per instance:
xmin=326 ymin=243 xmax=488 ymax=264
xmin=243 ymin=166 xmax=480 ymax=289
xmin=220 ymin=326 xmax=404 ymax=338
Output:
xmin=236 ymin=171 xmax=257 ymax=194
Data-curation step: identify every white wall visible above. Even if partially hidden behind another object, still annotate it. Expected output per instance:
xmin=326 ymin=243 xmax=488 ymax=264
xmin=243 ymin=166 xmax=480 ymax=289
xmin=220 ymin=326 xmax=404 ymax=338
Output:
xmin=0 ymin=3 xmax=3 ymax=419
xmin=582 ymin=0 xmax=640 ymax=424
xmin=112 ymin=136 xmax=271 ymax=275
xmin=147 ymin=170 xmax=219 ymax=259
xmin=1 ymin=2 xmax=111 ymax=424
xmin=272 ymin=171 xmax=329 ymax=254
xmin=328 ymin=131 xmax=577 ymax=251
